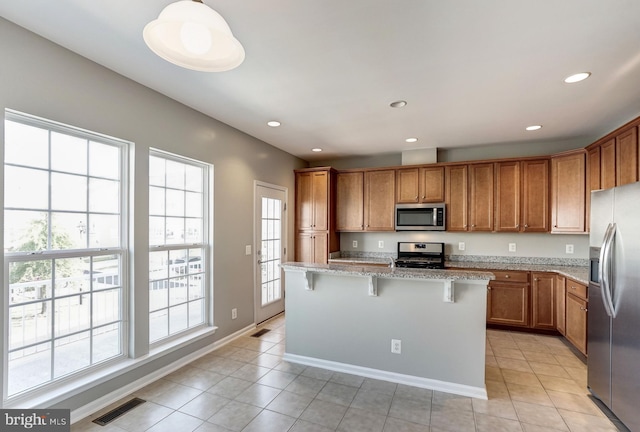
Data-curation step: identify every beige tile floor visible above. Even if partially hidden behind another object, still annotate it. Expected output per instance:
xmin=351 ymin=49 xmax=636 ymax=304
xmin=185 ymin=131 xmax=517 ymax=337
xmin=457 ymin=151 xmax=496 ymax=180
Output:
xmin=71 ymin=316 xmax=627 ymax=432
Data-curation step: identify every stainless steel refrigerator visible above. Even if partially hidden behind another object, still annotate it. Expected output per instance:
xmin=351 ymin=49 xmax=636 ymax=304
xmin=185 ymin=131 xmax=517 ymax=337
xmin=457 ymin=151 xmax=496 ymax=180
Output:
xmin=588 ymin=181 xmax=640 ymax=432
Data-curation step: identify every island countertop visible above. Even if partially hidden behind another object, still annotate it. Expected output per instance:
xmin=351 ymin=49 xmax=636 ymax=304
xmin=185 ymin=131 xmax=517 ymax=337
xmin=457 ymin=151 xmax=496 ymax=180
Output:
xmin=281 ymin=262 xmax=495 ymax=282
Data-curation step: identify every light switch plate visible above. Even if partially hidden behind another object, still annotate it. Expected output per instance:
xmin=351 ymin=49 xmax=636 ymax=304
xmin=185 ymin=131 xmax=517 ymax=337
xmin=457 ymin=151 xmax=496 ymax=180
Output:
xmin=245 ymin=245 xmax=251 ymax=255
xmin=566 ymin=244 xmax=574 ymax=254
xmin=458 ymin=242 xmax=465 ymax=251
xmin=353 ymin=240 xmax=358 ymax=248
xmin=378 ymin=241 xmax=384 ymax=249
xmin=509 ymin=243 xmax=517 ymax=252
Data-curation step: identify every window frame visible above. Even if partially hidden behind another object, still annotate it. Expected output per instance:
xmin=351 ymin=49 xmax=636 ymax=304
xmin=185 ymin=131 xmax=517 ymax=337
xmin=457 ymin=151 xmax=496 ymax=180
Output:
xmin=148 ymin=149 xmax=212 ymax=346
xmin=2 ymin=109 xmax=129 ymax=402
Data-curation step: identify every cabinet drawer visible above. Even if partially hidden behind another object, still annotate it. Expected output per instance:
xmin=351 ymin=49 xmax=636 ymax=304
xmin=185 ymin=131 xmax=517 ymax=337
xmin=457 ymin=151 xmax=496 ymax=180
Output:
xmin=567 ymin=279 xmax=587 ymax=300
xmin=490 ymin=270 xmax=529 ymax=284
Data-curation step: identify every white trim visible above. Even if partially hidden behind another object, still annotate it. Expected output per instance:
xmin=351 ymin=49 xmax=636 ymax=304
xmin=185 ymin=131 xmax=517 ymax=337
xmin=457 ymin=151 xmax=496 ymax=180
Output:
xmin=282 ymin=353 xmax=488 ymax=400
xmin=69 ymin=322 xmax=256 ymax=424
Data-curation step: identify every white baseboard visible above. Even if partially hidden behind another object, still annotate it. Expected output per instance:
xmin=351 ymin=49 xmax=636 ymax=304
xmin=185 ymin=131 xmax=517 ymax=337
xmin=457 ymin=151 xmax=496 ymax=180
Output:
xmin=71 ymin=323 xmax=257 ymax=424
xmin=283 ymin=353 xmax=488 ymax=400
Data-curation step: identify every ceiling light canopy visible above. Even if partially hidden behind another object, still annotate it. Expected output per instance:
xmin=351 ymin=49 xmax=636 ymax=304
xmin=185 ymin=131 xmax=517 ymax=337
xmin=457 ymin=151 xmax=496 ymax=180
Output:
xmin=564 ymin=72 xmax=591 ymax=84
xmin=143 ymin=0 xmax=245 ymax=72
xmin=267 ymin=121 xmax=281 ymax=127
xmin=405 ymin=138 xmax=418 ymax=143
xmin=311 ymin=148 xmax=323 ymax=152
xmin=526 ymin=125 xmax=542 ymax=131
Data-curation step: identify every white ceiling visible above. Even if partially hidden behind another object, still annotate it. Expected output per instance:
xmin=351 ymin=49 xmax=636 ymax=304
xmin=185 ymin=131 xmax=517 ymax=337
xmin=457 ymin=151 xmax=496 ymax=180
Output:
xmin=2 ymin=1 xmax=640 ymax=162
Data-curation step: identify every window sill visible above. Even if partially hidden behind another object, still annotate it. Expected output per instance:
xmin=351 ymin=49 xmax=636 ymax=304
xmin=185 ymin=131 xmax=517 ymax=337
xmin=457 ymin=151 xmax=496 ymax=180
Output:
xmin=4 ymin=326 xmax=218 ymax=409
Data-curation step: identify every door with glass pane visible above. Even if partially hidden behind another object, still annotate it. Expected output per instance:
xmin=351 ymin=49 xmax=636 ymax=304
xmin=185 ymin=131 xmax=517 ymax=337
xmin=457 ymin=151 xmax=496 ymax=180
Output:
xmin=254 ymin=183 xmax=287 ymax=324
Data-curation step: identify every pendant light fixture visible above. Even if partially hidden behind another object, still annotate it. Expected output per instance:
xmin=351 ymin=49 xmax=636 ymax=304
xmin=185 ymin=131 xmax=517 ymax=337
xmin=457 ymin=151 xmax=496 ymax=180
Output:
xmin=143 ymin=0 xmax=245 ymax=72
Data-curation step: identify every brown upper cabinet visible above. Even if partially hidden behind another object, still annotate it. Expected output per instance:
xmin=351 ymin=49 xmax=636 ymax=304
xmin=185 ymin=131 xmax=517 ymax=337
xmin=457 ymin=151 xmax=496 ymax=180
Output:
xmin=551 ymin=151 xmax=586 ymax=233
xmin=445 ymin=165 xmax=469 ymax=231
xmin=296 ymin=170 xmax=329 ymax=231
xmin=396 ymin=166 xmax=445 ymax=204
xmin=336 ymin=169 xmax=395 ymax=231
xmin=600 ymin=139 xmax=616 ymax=190
xmin=495 ymin=159 xmax=549 ymax=232
xmin=468 ymin=163 xmax=494 ymax=231
xmin=616 ymin=127 xmax=638 ymax=186
xmin=336 ymin=171 xmax=364 ymax=231
xmin=364 ymin=170 xmax=396 ymax=231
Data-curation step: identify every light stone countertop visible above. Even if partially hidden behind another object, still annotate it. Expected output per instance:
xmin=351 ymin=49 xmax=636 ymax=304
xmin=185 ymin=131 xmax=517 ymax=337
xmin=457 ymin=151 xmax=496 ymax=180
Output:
xmin=281 ymin=262 xmax=494 ymax=282
xmin=326 ymin=257 xmax=589 ymax=285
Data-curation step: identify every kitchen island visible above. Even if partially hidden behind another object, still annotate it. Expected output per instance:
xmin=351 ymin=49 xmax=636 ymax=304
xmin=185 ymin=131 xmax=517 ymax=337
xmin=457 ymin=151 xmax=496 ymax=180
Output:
xmin=280 ymin=262 xmax=494 ymax=399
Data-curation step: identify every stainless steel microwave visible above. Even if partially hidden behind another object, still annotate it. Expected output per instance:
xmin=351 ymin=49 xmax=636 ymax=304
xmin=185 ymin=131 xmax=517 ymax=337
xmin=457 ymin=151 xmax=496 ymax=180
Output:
xmin=395 ymin=203 xmax=446 ymax=231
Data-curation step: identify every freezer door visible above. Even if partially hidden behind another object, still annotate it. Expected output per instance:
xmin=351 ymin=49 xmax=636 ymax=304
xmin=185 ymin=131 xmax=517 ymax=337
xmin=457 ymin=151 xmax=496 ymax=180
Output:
xmin=589 ymin=188 xmax=614 ymax=248
xmin=587 ymin=277 xmax=611 ymax=408
xmin=610 ymin=182 xmax=640 ymax=432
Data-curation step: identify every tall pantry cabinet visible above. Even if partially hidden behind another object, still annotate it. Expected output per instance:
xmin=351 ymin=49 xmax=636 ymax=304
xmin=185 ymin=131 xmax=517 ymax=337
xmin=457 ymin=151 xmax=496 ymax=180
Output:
xmin=294 ymin=168 xmax=340 ymax=263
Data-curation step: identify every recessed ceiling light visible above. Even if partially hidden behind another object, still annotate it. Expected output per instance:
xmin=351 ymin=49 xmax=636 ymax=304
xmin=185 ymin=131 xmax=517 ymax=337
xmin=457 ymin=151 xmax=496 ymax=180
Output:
xmin=405 ymin=138 xmax=418 ymax=143
xmin=311 ymin=148 xmax=322 ymax=152
xmin=390 ymin=100 xmax=407 ymax=108
xmin=267 ymin=121 xmax=281 ymax=127
xmin=526 ymin=125 xmax=542 ymax=131
xmin=564 ymin=72 xmax=591 ymax=84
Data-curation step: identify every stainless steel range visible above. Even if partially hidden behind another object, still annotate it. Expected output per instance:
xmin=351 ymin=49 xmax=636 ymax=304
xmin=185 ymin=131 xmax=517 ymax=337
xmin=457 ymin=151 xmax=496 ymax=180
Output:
xmin=394 ymin=242 xmax=445 ymax=269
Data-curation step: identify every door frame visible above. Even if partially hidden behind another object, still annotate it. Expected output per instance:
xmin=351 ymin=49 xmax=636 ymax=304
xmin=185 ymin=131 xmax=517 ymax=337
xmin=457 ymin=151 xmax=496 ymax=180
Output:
xmin=253 ymin=181 xmax=288 ymax=324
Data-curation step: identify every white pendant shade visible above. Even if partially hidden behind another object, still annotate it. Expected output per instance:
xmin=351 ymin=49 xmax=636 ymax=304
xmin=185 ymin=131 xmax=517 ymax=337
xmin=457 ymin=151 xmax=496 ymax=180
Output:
xmin=143 ymin=0 xmax=245 ymax=72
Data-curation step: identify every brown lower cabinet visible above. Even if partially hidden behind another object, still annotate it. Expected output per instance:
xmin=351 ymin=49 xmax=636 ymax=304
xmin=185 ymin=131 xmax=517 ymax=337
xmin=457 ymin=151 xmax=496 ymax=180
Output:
xmin=487 ymin=270 xmax=530 ymax=327
xmin=565 ymin=279 xmax=588 ymax=355
xmin=486 ymin=270 xmax=588 ymax=355
xmin=295 ymin=232 xmax=328 ymax=264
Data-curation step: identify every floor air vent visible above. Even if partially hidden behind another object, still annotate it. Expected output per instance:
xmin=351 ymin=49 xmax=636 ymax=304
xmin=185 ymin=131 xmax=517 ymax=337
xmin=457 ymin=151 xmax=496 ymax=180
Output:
xmin=251 ymin=329 xmax=271 ymax=338
xmin=92 ymin=397 xmax=146 ymax=426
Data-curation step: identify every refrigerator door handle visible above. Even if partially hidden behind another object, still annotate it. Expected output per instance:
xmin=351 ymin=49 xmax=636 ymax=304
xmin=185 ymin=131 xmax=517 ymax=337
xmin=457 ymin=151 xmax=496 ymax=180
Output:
xmin=601 ymin=223 xmax=617 ymax=318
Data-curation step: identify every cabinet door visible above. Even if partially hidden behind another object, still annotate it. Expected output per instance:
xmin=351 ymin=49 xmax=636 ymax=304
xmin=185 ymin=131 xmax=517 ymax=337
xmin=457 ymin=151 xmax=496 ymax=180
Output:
xmin=295 ymin=232 xmax=313 ymax=263
xmin=495 ymin=161 xmax=520 ymax=232
xmin=296 ymin=172 xmax=314 ymax=230
xmin=396 ymin=168 xmax=420 ymax=204
xmin=336 ymin=172 xmax=364 ymax=231
xmin=587 ymin=146 xmax=601 ymax=233
xmin=445 ymin=165 xmax=468 ymax=231
xmin=469 ymin=163 xmax=494 ymax=231
xmin=522 ymin=159 xmax=549 ymax=232
xmin=364 ymin=170 xmax=395 ymax=231
xmin=566 ymin=293 xmax=588 ymax=355
xmin=532 ymin=273 xmax=555 ymax=330
xmin=556 ymin=275 xmax=566 ymax=335
xmin=487 ymin=283 xmax=529 ymax=327
xmin=312 ymin=232 xmax=328 ymax=264
xmin=551 ymin=152 xmax=586 ymax=233
xmin=616 ymin=127 xmax=638 ymax=186
xmin=601 ymin=139 xmax=616 ymax=190
xmin=311 ymin=171 xmax=328 ymax=230
xmin=419 ymin=166 xmax=445 ymax=203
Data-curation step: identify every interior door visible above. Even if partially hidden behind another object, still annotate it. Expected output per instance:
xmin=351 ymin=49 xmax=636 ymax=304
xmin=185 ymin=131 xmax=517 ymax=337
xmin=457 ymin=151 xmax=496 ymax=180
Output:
xmin=254 ymin=182 xmax=287 ymax=324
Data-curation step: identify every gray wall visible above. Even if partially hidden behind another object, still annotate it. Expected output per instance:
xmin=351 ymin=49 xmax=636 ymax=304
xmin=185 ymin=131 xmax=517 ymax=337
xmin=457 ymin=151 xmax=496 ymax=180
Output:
xmin=340 ymin=231 xmax=590 ymax=259
xmin=0 ymin=18 xmax=306 ymax=409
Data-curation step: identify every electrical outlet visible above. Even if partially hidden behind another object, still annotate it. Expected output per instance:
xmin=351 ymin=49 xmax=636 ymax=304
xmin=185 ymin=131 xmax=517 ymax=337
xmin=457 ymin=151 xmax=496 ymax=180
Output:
xmin=378 ymin=240 xmax=384 ymax=249
xmin=458 ymin=242 xmax=465 ymax=251
xmin=231 ymin=308 xmax=237 ymax=320
xmin=353 ymin=240 xmax=358 ymax=248
xmin=566 ymin=244 xmax=574 ymax=254
xmin=509 ymin=243 xmax=517 ymax=252
xmin=245 ymin=245 xmax=251 ymax=255
xmin=391 ymin=339 xmax=401 ymax=354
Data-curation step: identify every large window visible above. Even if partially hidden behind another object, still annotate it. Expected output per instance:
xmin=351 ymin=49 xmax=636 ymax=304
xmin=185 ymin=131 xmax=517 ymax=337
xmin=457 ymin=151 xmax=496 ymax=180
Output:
xmin=3 ymin=111 xmax=127 ymax=399
xmin=149 ymin=151 xmax=210 ymax=344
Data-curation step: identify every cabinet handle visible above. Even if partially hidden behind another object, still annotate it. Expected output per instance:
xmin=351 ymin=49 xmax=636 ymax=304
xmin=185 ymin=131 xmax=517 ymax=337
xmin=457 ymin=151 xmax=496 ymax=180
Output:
xmin=415 ymin=196 xmax=419 ymax=200
xmin=571 ymin=286 xmax=576 ymax=290
xmin=580 ymin=307 xmax=588 ymax=312
xmin=516 ymin=224 xmax=520 ymax=228
xmin=422 ymin=195 xmax=426 ymax=199
xmin=524 ymin=224 xmax=529 ymax=228
xmin=504 ymin=275 xmax=510 ymax=279
xmin=487 ymin=286 xmax=492 ymax=290
xmin=471 ymin=224 xmax=476 ymax=228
